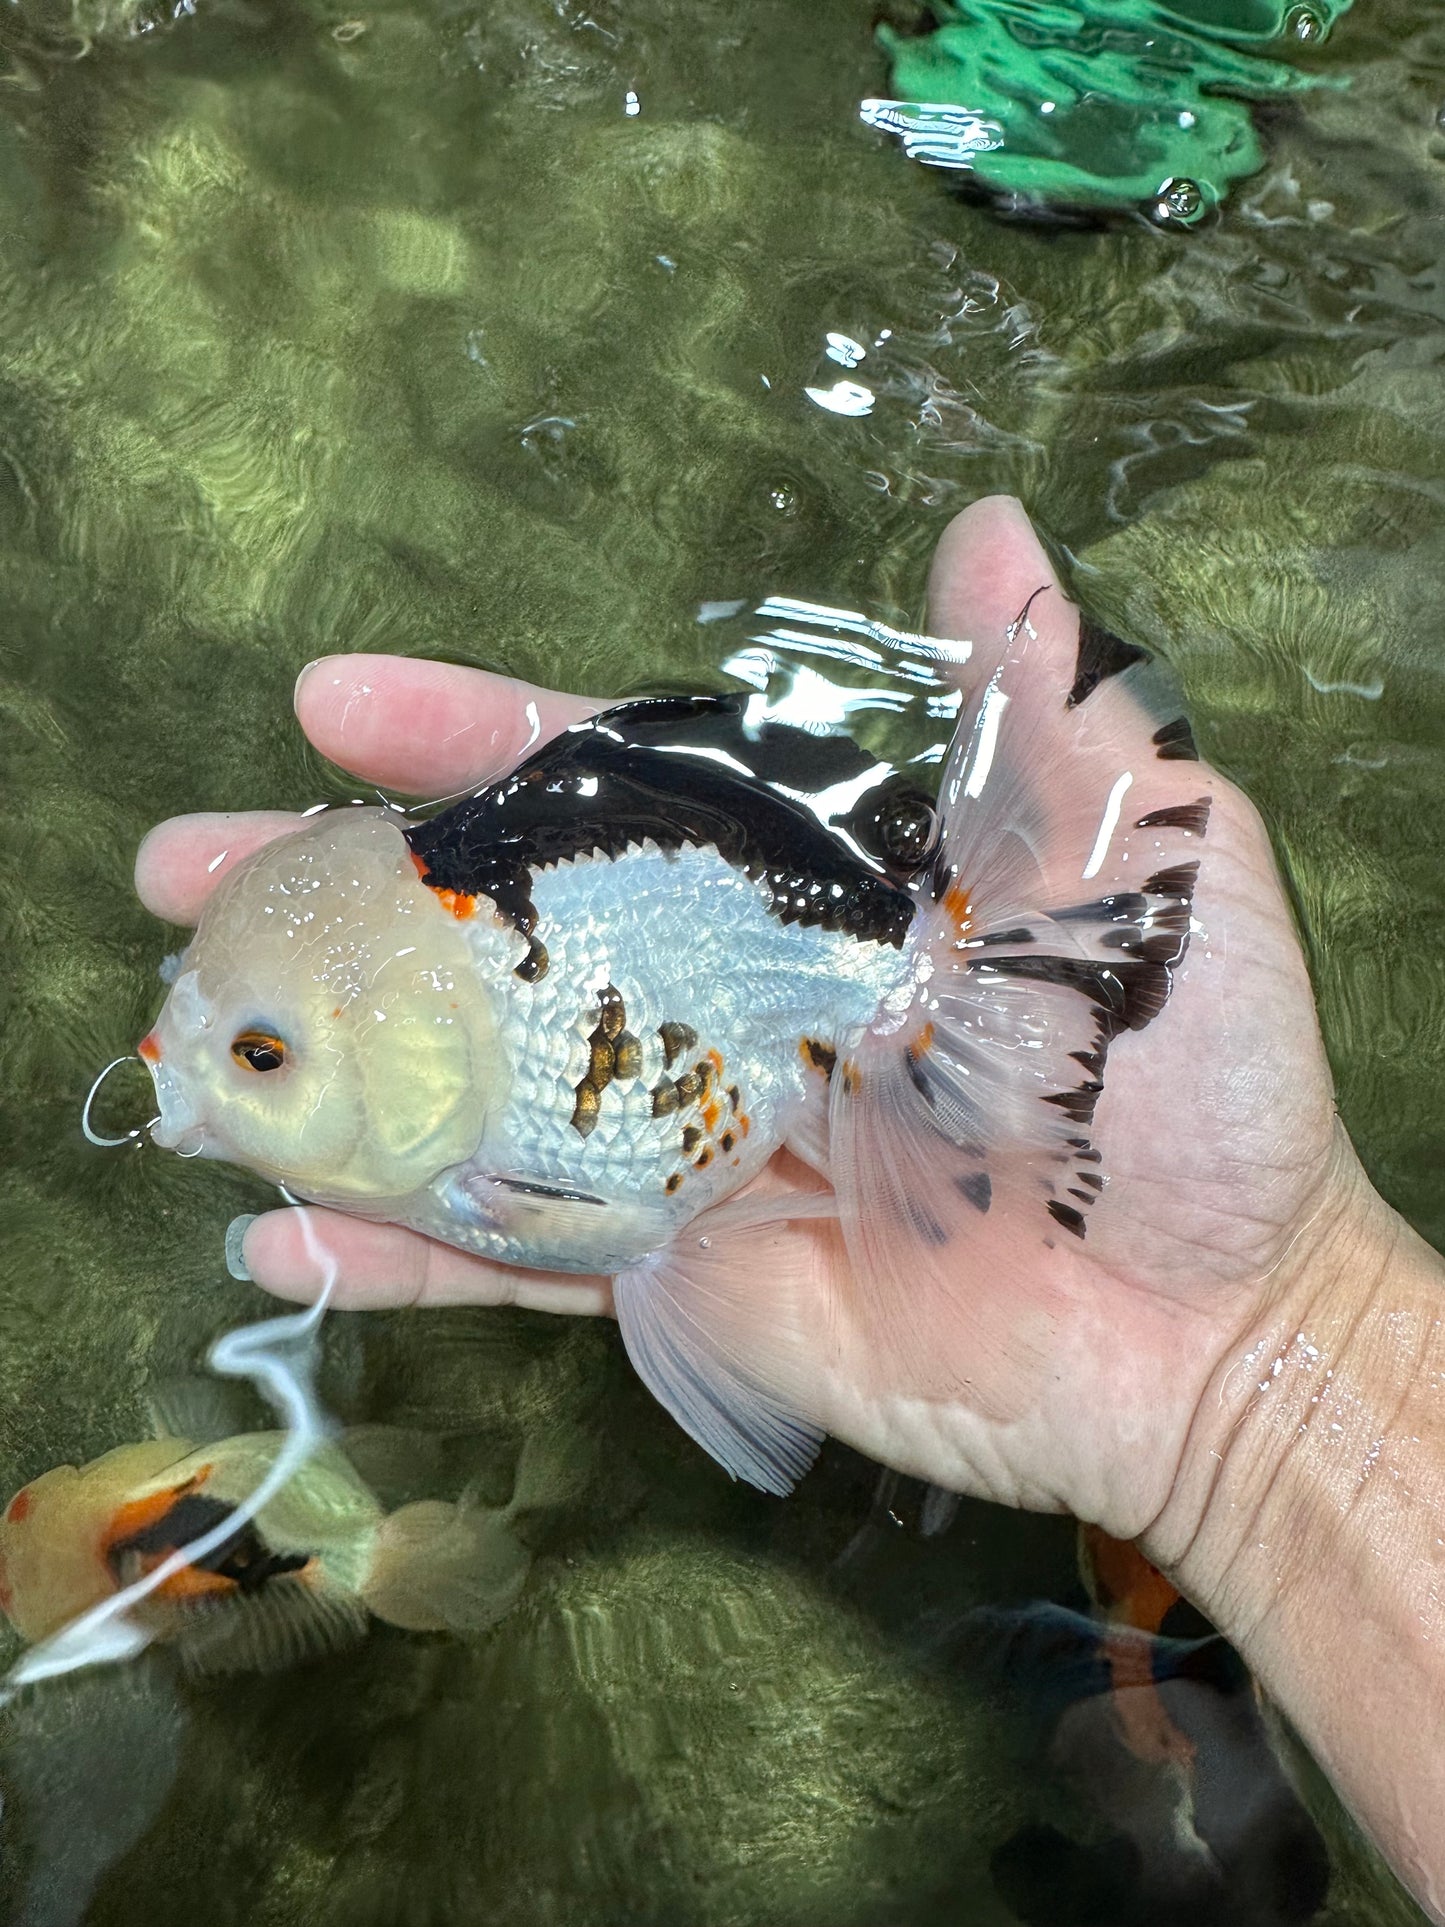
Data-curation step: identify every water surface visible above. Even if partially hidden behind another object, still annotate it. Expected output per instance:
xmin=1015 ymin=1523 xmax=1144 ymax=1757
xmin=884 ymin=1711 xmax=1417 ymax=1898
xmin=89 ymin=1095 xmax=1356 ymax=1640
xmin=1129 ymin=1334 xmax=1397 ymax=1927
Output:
xmin=0 ymin=0 xmax=1441 ymax=1919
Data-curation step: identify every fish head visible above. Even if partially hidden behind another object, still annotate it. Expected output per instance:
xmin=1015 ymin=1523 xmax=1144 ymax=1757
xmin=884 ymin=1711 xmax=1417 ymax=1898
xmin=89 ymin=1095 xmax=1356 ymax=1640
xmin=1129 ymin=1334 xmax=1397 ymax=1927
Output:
xmin=140 ymin=809 xmax=503 ymax=1206
xmin=0 ymin=1465 xmax=86 ymax=1638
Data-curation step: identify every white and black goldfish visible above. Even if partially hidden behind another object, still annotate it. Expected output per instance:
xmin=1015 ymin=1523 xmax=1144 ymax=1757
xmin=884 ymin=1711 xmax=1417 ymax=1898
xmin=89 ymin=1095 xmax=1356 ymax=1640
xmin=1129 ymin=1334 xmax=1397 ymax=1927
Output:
xmin=138 ymin=613 xmax=1212 ymax=1494
xmin=0 ymin=1431 xmax=533 ymax=1670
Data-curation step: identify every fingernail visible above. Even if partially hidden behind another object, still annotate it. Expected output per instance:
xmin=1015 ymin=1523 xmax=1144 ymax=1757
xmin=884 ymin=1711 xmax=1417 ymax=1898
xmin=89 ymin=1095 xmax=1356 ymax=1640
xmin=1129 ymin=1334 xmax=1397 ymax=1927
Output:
xmin=293 ymin=658 xmax=329 ymax=707
xmin=225 ymin=1215 xmax=258 ymax=1282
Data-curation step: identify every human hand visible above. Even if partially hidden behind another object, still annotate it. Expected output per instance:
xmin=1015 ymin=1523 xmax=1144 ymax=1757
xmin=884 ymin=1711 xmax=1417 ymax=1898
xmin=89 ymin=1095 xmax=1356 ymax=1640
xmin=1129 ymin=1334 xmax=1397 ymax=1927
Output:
xmin=134 ymin=496 xmax=1349 ymax=1543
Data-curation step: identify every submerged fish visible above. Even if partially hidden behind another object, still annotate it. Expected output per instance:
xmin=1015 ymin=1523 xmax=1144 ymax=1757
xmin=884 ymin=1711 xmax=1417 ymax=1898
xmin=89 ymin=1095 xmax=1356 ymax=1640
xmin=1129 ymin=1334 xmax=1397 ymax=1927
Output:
xmin=138 ymin=616 xmax=1211 ymax=1491
xmin=0 ymin=1430 xmax=534 ymax=1671
xmin=960 ymin=1531 xmax=1330 ymax=1925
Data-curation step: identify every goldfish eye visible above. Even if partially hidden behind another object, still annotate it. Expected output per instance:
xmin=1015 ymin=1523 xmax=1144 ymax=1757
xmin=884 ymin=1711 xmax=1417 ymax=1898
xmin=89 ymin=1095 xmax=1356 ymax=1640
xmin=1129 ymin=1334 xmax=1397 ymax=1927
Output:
xmin=231 ymin=1030 xmax=288 ymax=1073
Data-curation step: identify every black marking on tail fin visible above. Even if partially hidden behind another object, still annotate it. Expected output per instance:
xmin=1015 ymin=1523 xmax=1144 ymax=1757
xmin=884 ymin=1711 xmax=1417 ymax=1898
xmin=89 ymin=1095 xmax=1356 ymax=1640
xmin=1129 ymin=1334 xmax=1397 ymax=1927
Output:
xmin=977 ymin=925 xmax=1037 ymax=946
xmin=1054 ymin=892 xmax=1149 ymax=926
xmin=1136 ymin=797 xmax=1212 ymax=835
xmin=974 ymin=955 xmax=1172 ymax=1038
xmin=1067 ymin=617 xmax=1149 ymax=710
xmin=956 ymin=1170 xmax=992 ymax=1213
xmin=1151 ymin=717 xmax=1199 ymax=762
xmin=1142 ymin=861 xmax=1200 ymax=900
xmin=963 ymin=850 xmax=1202 ymax=1241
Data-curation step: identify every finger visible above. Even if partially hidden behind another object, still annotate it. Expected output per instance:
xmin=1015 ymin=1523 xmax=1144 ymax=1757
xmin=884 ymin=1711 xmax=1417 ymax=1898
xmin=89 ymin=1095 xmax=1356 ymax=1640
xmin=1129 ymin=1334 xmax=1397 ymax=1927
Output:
xmin=294 ymin=655 xmax=598 ymax=796
xmin=233 ymin=1207 xmax=615 ymax=1316
xmin=927 ymin=494 xmax=1079 ymax=690
xmin=134 ymin=811 xmax=306 ymax=926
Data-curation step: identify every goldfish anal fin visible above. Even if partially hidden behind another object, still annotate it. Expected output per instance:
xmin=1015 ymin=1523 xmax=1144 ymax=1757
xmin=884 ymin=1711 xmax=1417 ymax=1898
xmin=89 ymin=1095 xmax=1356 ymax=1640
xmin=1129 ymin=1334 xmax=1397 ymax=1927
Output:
xmin=612 ymin=1194 xmax=835 ymax=1495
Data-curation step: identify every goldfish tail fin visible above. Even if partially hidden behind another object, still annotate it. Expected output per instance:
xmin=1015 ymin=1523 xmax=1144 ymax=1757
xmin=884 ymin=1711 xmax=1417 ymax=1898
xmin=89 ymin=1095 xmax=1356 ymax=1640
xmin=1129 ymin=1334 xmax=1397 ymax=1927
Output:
xmin=612 ymin=1190 xmax=837 ymax=1495
xmin=175 ymin=1578 xmax=368 ymax=1676
xmin=361 ymin=1499 xmax=531 ymax=1636
xmin=829 ymin=596 xmax=1210 ymax=1397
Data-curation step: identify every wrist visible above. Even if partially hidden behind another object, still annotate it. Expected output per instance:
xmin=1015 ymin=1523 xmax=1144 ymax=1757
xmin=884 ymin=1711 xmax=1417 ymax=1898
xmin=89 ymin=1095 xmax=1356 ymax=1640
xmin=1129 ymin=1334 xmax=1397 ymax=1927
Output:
xmin=1143 ymin=1130 xmax=1445 ymax=1917
xmin=1141 ymin=1128 xmax=1399 ymax=1614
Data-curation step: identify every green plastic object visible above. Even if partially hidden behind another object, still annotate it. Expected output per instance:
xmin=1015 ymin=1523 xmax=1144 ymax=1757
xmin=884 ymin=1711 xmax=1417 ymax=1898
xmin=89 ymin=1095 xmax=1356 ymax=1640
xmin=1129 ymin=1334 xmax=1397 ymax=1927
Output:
xmin=870 ymin=0 xmax=1353 ymax=221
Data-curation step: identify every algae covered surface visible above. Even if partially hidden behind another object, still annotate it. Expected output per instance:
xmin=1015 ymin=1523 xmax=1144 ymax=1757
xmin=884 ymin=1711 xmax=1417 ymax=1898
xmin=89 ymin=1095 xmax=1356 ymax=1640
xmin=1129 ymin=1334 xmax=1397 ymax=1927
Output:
xmin=0 ymin=0 xmax=1442 ymax=1920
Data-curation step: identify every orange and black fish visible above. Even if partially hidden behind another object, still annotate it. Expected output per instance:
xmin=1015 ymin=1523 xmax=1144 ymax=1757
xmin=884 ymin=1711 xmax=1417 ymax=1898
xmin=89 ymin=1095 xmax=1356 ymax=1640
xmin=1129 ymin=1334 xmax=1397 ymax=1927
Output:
xmin=0 ymin=1431 xmax=535 ymax=1672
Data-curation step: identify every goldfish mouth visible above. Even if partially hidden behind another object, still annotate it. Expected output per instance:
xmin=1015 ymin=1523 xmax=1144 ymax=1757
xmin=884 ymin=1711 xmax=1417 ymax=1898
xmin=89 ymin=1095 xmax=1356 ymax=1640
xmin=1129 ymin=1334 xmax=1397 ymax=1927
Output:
xmin=137 ymin=969 xmax=213 ymax=1157
xmin=144 ymin=1053 xmax=207 ymax=1156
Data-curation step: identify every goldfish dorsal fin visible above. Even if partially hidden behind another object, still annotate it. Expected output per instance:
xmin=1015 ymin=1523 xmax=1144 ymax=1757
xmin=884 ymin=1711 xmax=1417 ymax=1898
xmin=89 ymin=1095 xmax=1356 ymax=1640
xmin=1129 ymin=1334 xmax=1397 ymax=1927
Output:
xmin=612 ymin=1192 xmax=836 ymax=1495
xmin=174 ymin=1576 xmax=368 ymax=1676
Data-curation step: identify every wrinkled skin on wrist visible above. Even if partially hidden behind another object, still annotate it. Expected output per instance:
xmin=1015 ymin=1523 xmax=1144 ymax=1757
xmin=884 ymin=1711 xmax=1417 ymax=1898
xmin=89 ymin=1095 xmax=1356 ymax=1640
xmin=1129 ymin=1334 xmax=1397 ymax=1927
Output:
xmin=136 ymin=496 xmax=1344 ymax=1544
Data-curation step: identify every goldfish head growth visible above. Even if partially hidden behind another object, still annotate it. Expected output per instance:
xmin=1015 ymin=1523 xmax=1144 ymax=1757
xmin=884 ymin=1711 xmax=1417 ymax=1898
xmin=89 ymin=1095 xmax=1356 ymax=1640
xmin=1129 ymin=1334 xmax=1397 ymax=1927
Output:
xmin=0 ymin=1442 xmax=199 ymax=1643
xmin=140 ymin=811 xmax=503 ymax=1206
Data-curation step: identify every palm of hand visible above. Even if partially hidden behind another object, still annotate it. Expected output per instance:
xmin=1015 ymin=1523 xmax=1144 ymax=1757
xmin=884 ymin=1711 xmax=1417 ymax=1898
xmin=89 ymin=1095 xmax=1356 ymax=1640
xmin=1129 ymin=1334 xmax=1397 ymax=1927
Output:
xmin=135 ymin=498 xmax=1340 ymax=1533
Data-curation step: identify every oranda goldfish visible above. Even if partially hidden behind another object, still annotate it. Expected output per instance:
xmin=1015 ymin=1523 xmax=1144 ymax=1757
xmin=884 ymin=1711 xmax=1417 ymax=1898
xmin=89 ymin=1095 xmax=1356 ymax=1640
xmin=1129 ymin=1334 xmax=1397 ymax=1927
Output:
xmin=0 ymin=1430 xmax=534 ymax=1670
xmin=139 ymin=616 xmax=1210 ymax=1493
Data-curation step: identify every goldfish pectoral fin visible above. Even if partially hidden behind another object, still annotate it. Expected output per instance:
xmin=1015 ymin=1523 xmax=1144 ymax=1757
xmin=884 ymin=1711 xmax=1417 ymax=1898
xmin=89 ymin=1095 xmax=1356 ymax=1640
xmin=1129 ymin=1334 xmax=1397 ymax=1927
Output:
xmin=612 ymin=1196 xmax=835 ymax=1496
xmin=362 ymin=1500 xmax=530 ymax=1636
xmin=175 ymin=1578 xmax=368 ymax=1676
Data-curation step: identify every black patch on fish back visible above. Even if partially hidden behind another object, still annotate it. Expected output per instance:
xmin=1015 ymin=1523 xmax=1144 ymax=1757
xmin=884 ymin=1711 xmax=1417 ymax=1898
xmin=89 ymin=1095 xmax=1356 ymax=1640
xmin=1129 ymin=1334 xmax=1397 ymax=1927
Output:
xmin=107 ymin=1491 xmax=310 ymax=1596
xmin=405 ymin=697 xmax=917 ymax=953
xmin=1067 ymin=616 xmax=1149 ymax=709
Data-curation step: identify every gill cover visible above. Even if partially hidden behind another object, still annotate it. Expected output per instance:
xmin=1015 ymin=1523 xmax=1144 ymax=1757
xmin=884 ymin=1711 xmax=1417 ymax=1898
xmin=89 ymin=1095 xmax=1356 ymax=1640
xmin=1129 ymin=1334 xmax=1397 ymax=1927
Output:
xmin=145 ymin=810 xmax=500 ymax=1204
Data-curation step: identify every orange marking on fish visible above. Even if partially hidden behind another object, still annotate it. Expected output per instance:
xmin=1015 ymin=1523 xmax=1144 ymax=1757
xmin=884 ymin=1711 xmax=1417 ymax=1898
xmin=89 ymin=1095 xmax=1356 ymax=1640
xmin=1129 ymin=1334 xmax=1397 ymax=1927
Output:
xmin=99 ymin=1470 xmax=211 ymax=1555
xmin=411 ymin=849 xmax=476 ymax=919
xmin=908 ymin=1022 xmax=936 ymax=1061
xmin=1081 ymin=1525 xmax=1181 ymax=1634
xmin=701 ymin=1099 xmax=722 ymax=1133
xmin=137 ymin=1032 xmax=161 ymax=1066
xmin=6 ymin=1488 xmax=31 ymax=1525
xmin=942 ymin=883 xmax=971 ymax=941
xmin=152 ymin=1563 xmax=238 ymax=1602
xmin=1100 ymin=1629 xmax=1197 ymax=1770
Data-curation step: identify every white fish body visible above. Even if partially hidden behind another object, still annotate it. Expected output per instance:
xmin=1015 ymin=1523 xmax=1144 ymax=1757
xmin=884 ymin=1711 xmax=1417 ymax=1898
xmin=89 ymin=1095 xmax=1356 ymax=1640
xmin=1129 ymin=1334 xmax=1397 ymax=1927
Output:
xmin=141 ymin=648 xmax=1213 ymax=1495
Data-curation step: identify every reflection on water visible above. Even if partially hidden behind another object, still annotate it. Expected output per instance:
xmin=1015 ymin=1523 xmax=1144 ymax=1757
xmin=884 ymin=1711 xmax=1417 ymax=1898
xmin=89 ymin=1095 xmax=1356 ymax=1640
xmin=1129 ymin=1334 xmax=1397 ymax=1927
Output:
xmin=0 ymin=0 xmax=1440 ymax=1919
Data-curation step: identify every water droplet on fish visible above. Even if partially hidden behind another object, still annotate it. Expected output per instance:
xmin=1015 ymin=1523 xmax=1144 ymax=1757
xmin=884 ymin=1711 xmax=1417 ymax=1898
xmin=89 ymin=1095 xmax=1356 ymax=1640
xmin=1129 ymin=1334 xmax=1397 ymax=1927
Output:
xmin=768 ymin=484 xmax=798 ymax=516
xmin=1152 ymin=177 xmax=1203 ymax=225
